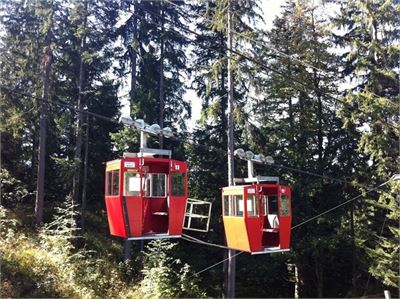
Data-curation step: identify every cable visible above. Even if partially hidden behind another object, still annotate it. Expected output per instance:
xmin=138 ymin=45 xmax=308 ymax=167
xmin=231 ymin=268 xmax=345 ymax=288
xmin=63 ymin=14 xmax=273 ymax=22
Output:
xmin=1 ymin=83 xmax=377 ymax=191
xmin=182 ymin=233 xmax=230 ymax=250
xmin=0 ymin=85 xmax=120 ymax=124
xmin=3 ymin=84 xmax=396 ymax=281
xmin=291 ymin=178 xmax=393 ymax=229
xmin=182 ymin=176 xmax=394 ymax=279
xmin=135 ymin=7 xmax=326 ymax=93
xmin=185 ymin=130 xmax=367 ymax=188
xmin=183 ymin=178 xmax=393 ymax=250
xmin=188 ymin=250 xmax=244 ymax=280
xmin=0 ymin=84 xmax=369 ymax=190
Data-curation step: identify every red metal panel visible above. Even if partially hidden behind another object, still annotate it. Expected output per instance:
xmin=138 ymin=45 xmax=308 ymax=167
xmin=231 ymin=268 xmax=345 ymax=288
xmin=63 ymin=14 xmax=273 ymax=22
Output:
xmin=169 ymin=196 xmax=187 ymax=235
xmin=244 ymin=186 xmax=263 ymax=252
xmin=142 ymin=198 xmax=152 ymax=234
xmin=105 ymin=196 xmax=127 ymax=237
xmin=125 ymin=197 xmax=143 ymax=236
xmin=278 ymin=186 xmax=292 ymax=249
xmin=121 ymin=157 xmax=142 ymax=237
xmin=168 ymin=160 xmax=188 ymax=235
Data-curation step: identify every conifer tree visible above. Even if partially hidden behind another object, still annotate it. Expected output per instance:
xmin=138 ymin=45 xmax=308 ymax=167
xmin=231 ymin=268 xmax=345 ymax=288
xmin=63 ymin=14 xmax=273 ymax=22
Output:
xmin=117 ymin=0 xmax=190 ymax=135
xmin=333 ymin=0 xmax=399 ymax=292
xmin=251 ymin=1 xmax=360 ymax=296
xmin=1 ymin=0 xmax=121 ymax=223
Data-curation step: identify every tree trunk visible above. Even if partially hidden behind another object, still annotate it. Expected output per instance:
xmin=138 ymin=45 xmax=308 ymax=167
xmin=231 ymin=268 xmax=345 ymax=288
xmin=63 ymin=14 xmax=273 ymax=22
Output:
xmin=81 ymin=114 xmax=90 ymax=230
xmin=315 ymin=254 xmax=324 ymax=298
xmin=34 ymin=22 xmax=53 ymax=226
xmin=294 ymin=264 xmax=300 ymax=299
xmin=311 ymin=9 xmax=324 ymax=174
xmin=226 ymin=1 xmax=236 ymax=297
xmin=158 ymin=4 xmax=165 ymax=149
xmin=31 ymin=127 xmax=38 ymax=189
xmin=129 ymin=3 xmax=138 ymax=104
xmin=220 ymin=31 xmax=228 ymax=146
xmin=72 ymin=0 xmax=88 ymax=206
xmin=350 ymin=203 xmax=357 ymax=295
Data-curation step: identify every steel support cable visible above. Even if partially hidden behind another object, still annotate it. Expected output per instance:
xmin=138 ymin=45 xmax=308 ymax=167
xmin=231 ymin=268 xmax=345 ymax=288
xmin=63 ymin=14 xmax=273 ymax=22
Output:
xmin=187 ymin=251 xmax=244 ymax=280
xmin=134 ymin=6 xmax=400 ymax=127
xmin=291 ymin=177 xmax=394 ymax=229
xmin=3 ymin=85 xmax=397 ymax=280
xmin=182 ymin=178 xmax=393 ymax=249
xmin=182 ymin=178 xmax=394 ymax=280
xmin=164 ymin=0 xmax=328 ymax=75
xmin=184 ymin=133 xmax=364 ymax=188
xmin=0 ymin=85 xmax=120 ymax=125
xmin=182 ymin=234 xmax=230 ymax=250
xmin=2 ymin=84 xmax=392 ymax=193
xmin=2 ymin=84 xmax=378 ymax=192
xmin=133 ymin=7 xmax=328 ymax=87
xmin=165 ymin=0 xmax=400 ymax=111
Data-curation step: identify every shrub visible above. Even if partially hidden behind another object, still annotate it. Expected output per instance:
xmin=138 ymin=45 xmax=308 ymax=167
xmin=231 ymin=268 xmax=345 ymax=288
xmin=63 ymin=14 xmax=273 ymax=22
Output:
xmin=139 ymin=240 xmax=206 ymax=298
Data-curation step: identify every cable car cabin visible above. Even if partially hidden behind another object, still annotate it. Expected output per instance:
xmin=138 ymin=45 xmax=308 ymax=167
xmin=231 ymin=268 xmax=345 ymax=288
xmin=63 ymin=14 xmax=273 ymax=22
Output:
xmin=105 ymin=155 xmax=188 ymax=240
xmin=222 ymin=184 xmax=292 ymax=254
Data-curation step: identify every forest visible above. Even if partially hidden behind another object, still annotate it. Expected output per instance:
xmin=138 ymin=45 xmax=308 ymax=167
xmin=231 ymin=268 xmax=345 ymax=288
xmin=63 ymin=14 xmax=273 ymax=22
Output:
xmin=0 ymin=0 xmax=399 ymax=298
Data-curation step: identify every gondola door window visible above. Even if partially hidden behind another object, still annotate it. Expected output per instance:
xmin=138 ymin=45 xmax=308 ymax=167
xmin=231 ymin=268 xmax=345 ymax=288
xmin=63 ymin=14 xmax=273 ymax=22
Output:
xmin=280 ymin=195 xmax=291 ymax=216
xmin=261 ymin=196 xmax=268 ymax=215
xmin=106 ymin=170 xmax=119 ymax=196
xmin=235 ymin=195 xmax=244 ymax=217
xmin=223 ymin=196 xmax=230 ymax=216
xmin=171 ymin=172 xmax=185 ymax=196
xmin=124 ymin=170 xmax=140 ymax=196
xmin=247 ymin=195 xmax=258 ymax=217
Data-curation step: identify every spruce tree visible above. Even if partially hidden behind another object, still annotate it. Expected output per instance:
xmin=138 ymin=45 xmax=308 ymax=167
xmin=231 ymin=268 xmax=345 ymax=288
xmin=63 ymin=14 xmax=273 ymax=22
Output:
xmin=251 ymin=1 xmax=360 ymax=296
xmin=333 ymin=0 xmax=399 ymax=293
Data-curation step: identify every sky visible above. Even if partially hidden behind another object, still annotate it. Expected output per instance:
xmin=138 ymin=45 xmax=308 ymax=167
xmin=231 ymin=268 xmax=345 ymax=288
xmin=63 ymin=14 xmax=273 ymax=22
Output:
xmin=120 ymin=0 xmax=286 ymax=130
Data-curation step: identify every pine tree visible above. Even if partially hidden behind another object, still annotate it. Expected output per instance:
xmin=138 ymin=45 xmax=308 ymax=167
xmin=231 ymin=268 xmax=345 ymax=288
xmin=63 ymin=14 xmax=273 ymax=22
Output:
xmin=186 ymin=0 xmax=265 ymax=296
xmin=333 ymin=0 xmax=400 ymax=293
xmin=251 ymin=1 xmax=361 ymax=296
xmin=117 ymin=1 xmax=191 ymax=135
xmin=0 ymin=0 xmax=65 ymax=224
xmin=1 ymin=0 xmax=121 ymax=224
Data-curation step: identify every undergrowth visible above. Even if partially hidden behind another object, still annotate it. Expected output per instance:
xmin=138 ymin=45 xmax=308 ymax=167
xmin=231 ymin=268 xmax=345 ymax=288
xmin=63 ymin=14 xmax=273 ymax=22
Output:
xmin=0 ymin=200 xmax=140 ymax=298
xmin=1 ymin=198 xmax=206 ymax=298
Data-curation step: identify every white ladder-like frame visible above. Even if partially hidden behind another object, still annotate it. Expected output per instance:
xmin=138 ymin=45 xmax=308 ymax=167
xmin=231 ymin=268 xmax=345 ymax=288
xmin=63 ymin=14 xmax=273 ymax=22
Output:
xmin=184 ymin=198 xmax=212 ymax=233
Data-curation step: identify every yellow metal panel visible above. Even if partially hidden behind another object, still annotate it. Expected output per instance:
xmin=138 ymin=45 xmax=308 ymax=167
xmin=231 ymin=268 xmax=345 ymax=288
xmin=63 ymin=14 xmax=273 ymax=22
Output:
xmin=106 ymin=160 xmax=121 ymax=171
xmin=222 ymin=187 xmax=244 ymax=196
xmin=223 ymin=216 xmax=250 ymax=252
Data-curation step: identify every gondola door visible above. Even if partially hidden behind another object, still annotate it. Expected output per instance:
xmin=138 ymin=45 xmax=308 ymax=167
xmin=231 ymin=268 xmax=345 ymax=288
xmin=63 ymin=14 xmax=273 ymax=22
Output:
xmin=122 ymin=158 xmax=143 ymax=237
xmin=168 ymin=160 xmax=188 ymax=236
xmin=278 ymin=186 xmax=292 ymax=249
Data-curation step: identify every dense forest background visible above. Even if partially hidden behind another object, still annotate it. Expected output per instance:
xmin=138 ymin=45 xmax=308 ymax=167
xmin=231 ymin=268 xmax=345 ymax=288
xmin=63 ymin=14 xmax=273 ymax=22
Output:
xmin=0 ymin=0 xmax=399 ymax=298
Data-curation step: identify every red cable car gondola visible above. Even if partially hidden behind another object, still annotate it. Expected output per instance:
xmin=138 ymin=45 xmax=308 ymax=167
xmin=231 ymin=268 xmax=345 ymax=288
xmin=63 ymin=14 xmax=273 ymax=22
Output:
xmin=222 ymin=182 xmax=292 ymax=254
xmin=222 ymin=149 xmax=292 ymax=254
xmin=104 ymin=121 xmax=188 ymax=240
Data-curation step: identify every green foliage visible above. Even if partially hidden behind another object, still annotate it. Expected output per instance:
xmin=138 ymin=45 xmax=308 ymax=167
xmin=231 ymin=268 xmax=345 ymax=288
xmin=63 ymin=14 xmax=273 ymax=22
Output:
xmin=1 ymin=0 xmax=398 ymax=297
xmin=139 ymin=240 xmax=206 ymax=298
xmin=365 ymin=182 xmax=400 ymax=288
xmin=0 ymin=204 xmax=139 ymax=298
xmin=0 ymin=168 xmax=30 ymax=206
xmin=117 ymin=1 xmax=191 ymax=131
xmin=333 ymin=0 xmax=399 ymax=293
